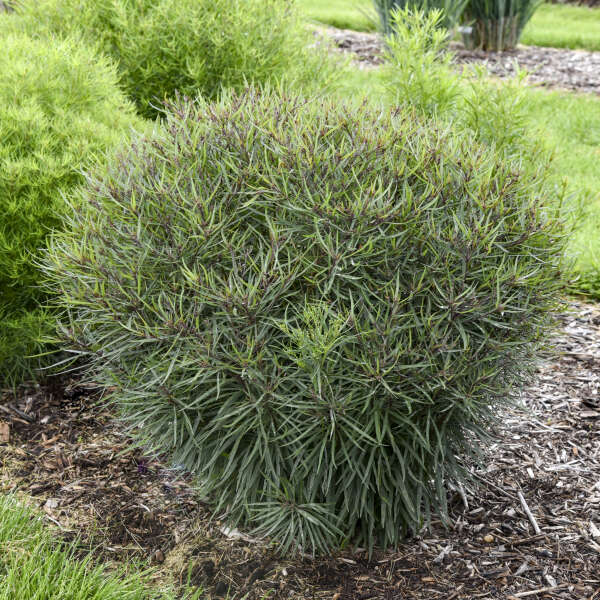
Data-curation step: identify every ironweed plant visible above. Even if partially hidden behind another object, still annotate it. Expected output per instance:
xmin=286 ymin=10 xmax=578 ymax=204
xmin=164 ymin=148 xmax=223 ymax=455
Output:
xmin=383 ymin=9 xmax=545 ymax=165
xmin=0 ymin=32 xmax=141 ymax=385
xmin=8 ymin=0 xmax=336 ymax=118
xmin=44 ymin=89 xmax=566 ymax=554
xmin=382 ymin=9 xmax=461 ymax=117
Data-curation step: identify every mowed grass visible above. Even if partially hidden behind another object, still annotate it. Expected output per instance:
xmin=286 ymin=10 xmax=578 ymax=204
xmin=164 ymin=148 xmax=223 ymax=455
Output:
xmin=522 ymin=3 xmax=600 ymax=51
xmin=0 ymin=495 xmax=201 ymax=600
xmin=301 ymin=0 xmax=376 ymax=31
xmin=528 ymin=90 xmax=600 ymax=295
xmin=300 ymin=0 xmax=600 ymax=52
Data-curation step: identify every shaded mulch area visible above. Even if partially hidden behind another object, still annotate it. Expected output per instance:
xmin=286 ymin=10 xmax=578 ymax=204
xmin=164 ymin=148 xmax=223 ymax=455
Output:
xmin=0 ymin=382 xmax=205 ymax=564
xmin=325 ymin=27 xmax=600 ymax=95
xmin=1 ymin=301 xmax=599 ymax=599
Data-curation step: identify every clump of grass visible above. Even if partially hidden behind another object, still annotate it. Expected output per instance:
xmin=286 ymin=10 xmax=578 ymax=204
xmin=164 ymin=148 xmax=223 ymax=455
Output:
xmin=373 ymin=0 xmax=467 ymax=32
xmin=0 ymin=495 xmax=202 ymax=599
xmin=44 ymin=87 xmax=566 ymax=555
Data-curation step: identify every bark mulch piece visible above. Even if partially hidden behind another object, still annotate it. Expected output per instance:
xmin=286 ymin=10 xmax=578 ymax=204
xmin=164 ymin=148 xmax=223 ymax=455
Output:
xmin=1 ymin=300 xmax=599 ymax=599
xmin=324 ymin=27 xmax=600 ymax=95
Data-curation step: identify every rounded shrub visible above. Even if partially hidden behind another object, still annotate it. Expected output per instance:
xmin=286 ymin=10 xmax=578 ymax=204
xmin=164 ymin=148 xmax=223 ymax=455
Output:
xmin=44 ymin=89 xmax=565 ymax=554
xmin=0 ymin=32 xmax=142 ymax=385
xmin=7 ymin=0 xmax=334 ymax=118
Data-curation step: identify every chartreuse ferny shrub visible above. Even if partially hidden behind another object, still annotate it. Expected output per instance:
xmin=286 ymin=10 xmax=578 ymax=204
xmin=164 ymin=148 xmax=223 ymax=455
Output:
xmin=0 ymin=32 xmax=141 ymax=385
xmin=44 ymin=89 xmax=566 ymax=554
xmin=7 ymin=0 xmax=335 ymax=118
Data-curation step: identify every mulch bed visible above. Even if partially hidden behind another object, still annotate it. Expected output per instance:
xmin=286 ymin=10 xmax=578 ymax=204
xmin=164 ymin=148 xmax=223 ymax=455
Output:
xmin=325 ymin=27 xmax=600 ymax=95
xmin=1 ymin=300 xmax=599 ymax=599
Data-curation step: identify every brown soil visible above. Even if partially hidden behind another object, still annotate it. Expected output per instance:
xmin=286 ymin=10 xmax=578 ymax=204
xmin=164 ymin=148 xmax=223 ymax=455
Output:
xmin=1 ymin=301 xmax=599 ymax=599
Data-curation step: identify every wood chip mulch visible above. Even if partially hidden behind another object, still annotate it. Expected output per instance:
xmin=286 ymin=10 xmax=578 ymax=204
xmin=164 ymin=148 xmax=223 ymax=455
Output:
xmin=324 ymin=27 xmax=600 ymax=95
xmin=1 ymin=300 xmax=599 ymax=599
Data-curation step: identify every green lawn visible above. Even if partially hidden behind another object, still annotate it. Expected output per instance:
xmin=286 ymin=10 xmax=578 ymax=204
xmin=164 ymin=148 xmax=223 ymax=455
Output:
xmin=301 ymin=0 xmax=376 ymax=31
xmin=522 ymin=3 xmax=600 ymax=51
xmin=300 ymin=0 xmax=600 ymax=52
xmin=0 ymin=495 xmax=201 ymax=600
xmin=525 ymin=90 xmax=600 ymax=295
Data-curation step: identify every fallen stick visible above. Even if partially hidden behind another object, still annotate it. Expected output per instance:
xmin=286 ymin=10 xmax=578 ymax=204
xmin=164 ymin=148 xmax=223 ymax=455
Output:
xmin=510 ymin=584 xmax=568 ymax=598
xmin=517 ymin=490 xmax=542 ymax=536
xmin=0 ymin=403 xmax=35 ymax=423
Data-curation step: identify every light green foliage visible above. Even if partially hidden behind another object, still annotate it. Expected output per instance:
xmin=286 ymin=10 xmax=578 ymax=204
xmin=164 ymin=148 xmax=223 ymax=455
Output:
xmin=9 ymin=0 xmax=335 ymax=118
xmin=462 ymin=0 xmax=542 ymax=50
xmin=45 ymin=88 xmax=565 ymax=554
xmin=382 ymin=9 xmax=460 ymax=116
xmin=374 ymin=0 xmax=467 ymax=32
xmin=460 ymin=68 xmax=531 ymax=151
xmin=0 ymin=32 xmax=141 ymax=385
xmin=0 ymin=495 xmax=201 ymax=599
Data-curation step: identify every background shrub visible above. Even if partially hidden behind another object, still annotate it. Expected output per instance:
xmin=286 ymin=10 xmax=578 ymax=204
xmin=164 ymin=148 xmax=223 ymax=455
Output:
xmin=0 ymin=32 xmax=141 ymax=385
xmin=382 ymin=9 xmax=461 ymax=116
xmin=45 ymin=89 xmax=565 ymax=554
xmin=7 ymin=0 xmax=335 ymax=118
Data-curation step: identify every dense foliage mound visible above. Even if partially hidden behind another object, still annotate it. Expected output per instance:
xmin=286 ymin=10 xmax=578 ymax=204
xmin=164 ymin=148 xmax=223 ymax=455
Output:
xmin=0 ymin=32 xmax=141 ymax=385
xmin=8 ymin=0 xmax=334 ymax=118
xmin=45 ymin=89 xmax=565 ymax=554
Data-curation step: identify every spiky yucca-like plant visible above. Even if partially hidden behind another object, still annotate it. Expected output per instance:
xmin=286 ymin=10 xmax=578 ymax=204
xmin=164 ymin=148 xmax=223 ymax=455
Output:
xmin=462 ymin=0 xmax=542 ymax=50
xmin=373 ymin=0 xmax=467 ymax=33
xmin=45 ymin=89 xmax=565 ymax=554
xmin=0 ymin=32 xmax=141 ymax=385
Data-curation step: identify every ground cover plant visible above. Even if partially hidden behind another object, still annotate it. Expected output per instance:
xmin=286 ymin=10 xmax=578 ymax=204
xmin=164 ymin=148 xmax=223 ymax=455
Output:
xmin=6 ymin=0 xmax=335 ymax=118
xmin=0 ymin=495 xmax=200 ymax=599
xmin=0 ymin=31 xmax=141 ymax=386
xmin=44 ymin=87 xmax=566 ymax=555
